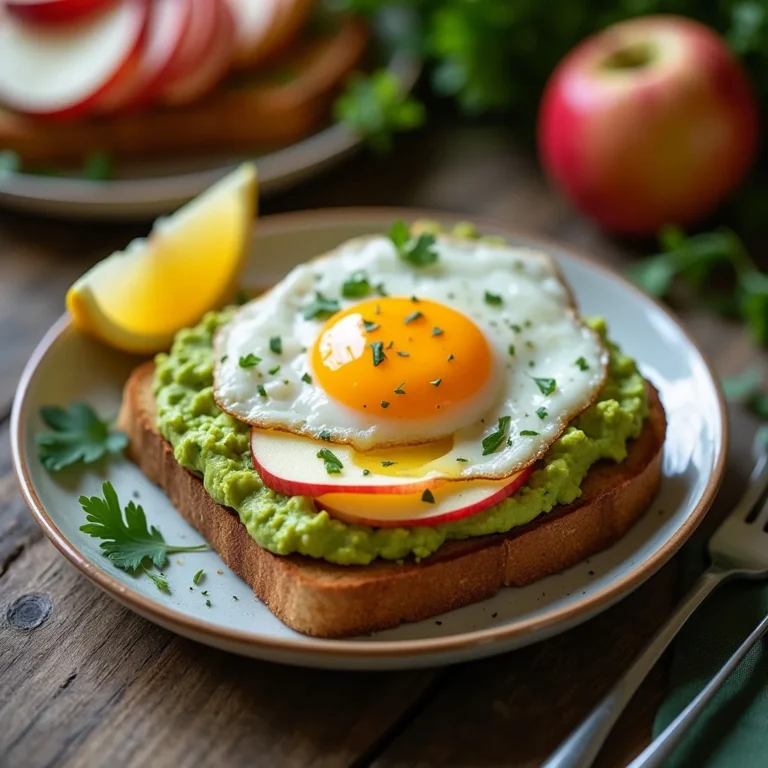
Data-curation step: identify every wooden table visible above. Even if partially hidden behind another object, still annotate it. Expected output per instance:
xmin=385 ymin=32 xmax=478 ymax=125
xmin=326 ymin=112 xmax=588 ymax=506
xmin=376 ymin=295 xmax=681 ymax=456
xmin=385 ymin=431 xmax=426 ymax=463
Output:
xmin=1 ymin=124 xmax=763 ymax=767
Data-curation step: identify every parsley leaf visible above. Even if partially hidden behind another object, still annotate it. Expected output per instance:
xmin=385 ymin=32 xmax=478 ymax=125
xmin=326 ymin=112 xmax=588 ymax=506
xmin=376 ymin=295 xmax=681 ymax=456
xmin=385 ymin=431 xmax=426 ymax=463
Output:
xmin=484 ymin=291 xmax=503 ymax=305
xmin=388 ymin=220 xmax=439 ymax=268
xmin=268 ymin=365 xmax=281 ymax=375
xmin=143 ymin=567 xmax=170 ymax=593
xmin=302 ymin=372 xmax=312 ymax=384
xmin=320 ymin=430 xmax=331 ymax=441
xmin=317 ymin=448 xmax=343 ymax=474
xmin=79 ymin=482 xmax=209 ymax=573
xmin=432 ymin=327 xmax=444 ymax=336
xmin=333 ymin=70 xmax=426 ymax=153
xmin=381 ymin=400 xmax=390 ymax=408
xmin=36 ymin=403 xmax=128 ymax=472
xmin=342 ymin=270 xmax=371 ymax=298
xmin=193 ymin=569 xmax=205 ymax=586
xmin=269 ymin=336 xmax=282 ymax=355
xmin=303 ymin=292 xmax=341 ymax=320
xmin=536 ymin=407 xmax=547 ymax=419
xmin=430 ymin=378 xmax=442 ymax=387
xmin=421 ymin=489 xmax=435 ymax=504
xmin=239 ymin=353 xmax=261 ymax=368
xmin=381 ymin=460 xmax=397 ymax=467
xmin=533 ymin=377 xmax=556 ymax=395
xmin=394 ymin=382 xmax=406 ymax=394
xmin=404 ymin=310 xmax=423 ymax=324
xmin=575 ymin=357 xmax=590 ymax=371
xmin=520 ymin=430 xmax=540 ymax=436
xmin=508 ymin=344 xmax=516 ymax=357
xmin=482 ymin=416 xmax=511 ymax=456
xmin=371 ymin=341 xmax=386 ymax=366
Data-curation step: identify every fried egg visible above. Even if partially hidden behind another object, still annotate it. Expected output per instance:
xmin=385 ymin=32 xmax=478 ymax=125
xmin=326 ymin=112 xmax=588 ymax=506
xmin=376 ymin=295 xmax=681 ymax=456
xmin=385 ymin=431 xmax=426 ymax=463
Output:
xmin=214 ymin=234 xmax=607 ymax=479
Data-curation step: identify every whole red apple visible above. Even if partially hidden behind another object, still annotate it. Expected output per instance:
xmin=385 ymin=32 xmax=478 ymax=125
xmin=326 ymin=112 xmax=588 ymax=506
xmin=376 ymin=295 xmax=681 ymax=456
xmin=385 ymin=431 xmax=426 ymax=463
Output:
xmin=538 ymin=15 xmax=760 ymax=235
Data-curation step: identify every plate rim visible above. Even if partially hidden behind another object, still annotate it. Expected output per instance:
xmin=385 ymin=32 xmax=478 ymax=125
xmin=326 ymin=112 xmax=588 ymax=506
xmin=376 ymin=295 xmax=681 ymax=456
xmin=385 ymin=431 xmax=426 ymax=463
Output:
xmin=11 ymin=207 xmax=729 ymax=661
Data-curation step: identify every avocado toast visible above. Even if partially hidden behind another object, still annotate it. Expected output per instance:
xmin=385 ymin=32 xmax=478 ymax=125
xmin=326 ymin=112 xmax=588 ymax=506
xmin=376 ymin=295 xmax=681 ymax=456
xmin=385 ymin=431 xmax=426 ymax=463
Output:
xmin=116 ymin=227 xmax=666 ymax=638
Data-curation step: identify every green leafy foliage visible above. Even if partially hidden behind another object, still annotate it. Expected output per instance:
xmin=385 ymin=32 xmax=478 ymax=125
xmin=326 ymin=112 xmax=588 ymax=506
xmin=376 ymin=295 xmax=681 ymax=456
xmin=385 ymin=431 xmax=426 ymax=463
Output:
xmin=482 ymin=415 xmax=511 ymax=455
xmin=36 ymin=403 xmax=128 ymax=471
xmin=388 ymin=220 xmax=439 ymax=267
xmin=334 ymin=70 xmax=426 ymax=151
xmin=79 ymin=482 xmax=209 ymax=588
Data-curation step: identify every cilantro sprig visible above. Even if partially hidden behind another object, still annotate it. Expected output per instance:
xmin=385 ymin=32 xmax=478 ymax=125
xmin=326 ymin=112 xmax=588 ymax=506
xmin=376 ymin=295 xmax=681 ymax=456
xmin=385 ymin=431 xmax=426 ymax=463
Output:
xmin=79 ymin=482 xmax=209 ymax=590
xmin=482 ymin=416 xmax=511 ymax=456
xmin=303 ymin=292 xmax=341 ymax=321
xmin=388 ymin=220 xmax=439 ymax=268
xmin=36 ymin=403 xmax=128 ymax=472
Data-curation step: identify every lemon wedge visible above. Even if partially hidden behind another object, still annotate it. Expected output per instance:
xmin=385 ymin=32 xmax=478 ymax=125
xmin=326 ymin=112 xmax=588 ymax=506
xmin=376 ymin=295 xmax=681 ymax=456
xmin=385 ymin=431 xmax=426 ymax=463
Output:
xmin=67 ymin=163 xmax=257 ymax=354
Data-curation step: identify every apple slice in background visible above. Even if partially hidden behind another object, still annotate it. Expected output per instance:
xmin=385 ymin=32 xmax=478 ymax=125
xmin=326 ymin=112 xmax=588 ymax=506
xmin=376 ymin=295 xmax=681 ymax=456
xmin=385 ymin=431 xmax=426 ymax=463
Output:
xmin=317 ymin=469 xmax=532 ymax=528
xmin=159 ymin=0 xmax=235 ymax=106
xmin=4 ymin=0 xmax=117 ymax=25
xmin=0 ymin=0 xmax=150 ymax=119
xmin=96 ymin=0 xmax=193 ymax=112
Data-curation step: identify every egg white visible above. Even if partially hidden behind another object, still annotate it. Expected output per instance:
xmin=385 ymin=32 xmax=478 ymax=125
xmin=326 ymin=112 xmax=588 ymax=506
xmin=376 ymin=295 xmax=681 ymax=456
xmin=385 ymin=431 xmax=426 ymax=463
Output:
xmin=214 ymin=234 xmax=608 ymax=479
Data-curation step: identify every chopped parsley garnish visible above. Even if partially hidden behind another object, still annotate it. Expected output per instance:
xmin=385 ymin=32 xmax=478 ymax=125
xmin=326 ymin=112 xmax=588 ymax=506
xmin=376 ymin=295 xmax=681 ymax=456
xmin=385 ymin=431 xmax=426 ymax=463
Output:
xmin=201 ymin=590 xmax=209 ymax=596
xmin=430 ymin=378 xmax=442 ymax=387
xmin=484 ymin=291 xmax=503 ymax=306
xmin=520 ymin=430 xmax=540 ymax=436
xmin=394 ymin=382 xmax=406 ymax=394
xmin=411 ymin=295 xmax=420 ymax=303
xmin=455 ymin=457 xmax=468 ymax=462
xmin=302 ymin=292 xmax=340 ymax=320
xmin=432 ymin=327 xmax=444 ymax=336
xmin=533 ymin=377 xmax=556 ymax=395
xmin=301 ymin=372 xmax=312 ymax=384
xmin=143 ymin=569 xmax=169 ymax=593
xmin=397 ymin=351 xmax=410 ymax=357
xmin=238 ymin=353 xmax=261 ymax=368
xmin=363 ymin=320 xmax=380 ymax=332
xmin=388 ymin=220 xmax=439 ymax=268
xmin=320 ymin=430 xmax=331 ymax=441
xmin=404 ymin=310 xmax=423 ymax=324
xmin=268 ymin=365 xmax=281 ymax=375
xmin=205 ymin=599 xmax=212 ymax=608
xmin=193 ymin=569 xmax=205 ymax=586
xmin=317 ymin=448 xmax=343 ymax=474
xmin=575 ymin=356 xmax=590 ymax=371
xmin=510 ymin=323 xmax=522 ymax=333
xmin=371 ymin=341 xmax=386 ymax=366
xmin=220 ymin=355 xmax=228 ymax=364
xmin=342 ymin=270 xmax=371 ymax=298
xmin=508 ymin=344 xmax=515 ymax=357
xmin=387 ymin=340 xmax=394 ymax=349
xmin=257 ymin=384 xmax=267 ymax=398
xmin=269 ymin=336 xmax=282 ymax=355
xmin=421 ymin=489 xmax=435 ymax=504
xmin=381 ymin=460 xmax=397 ymax=467
xmin=381 ymin=400 xmax=390 ymax=408
xmin=447 ymin=353 xmax=454 ymax=362
xmin=482 ymin=415 xmax=511 ymax=456
xmin=79 ymin=481 xmax=209 ymax=578
xmin=375 ymin=283 xmax=389 ymax=297
xmin=524 ymin=320 xmax=533 ymax=328
xmin=536 ymin=407 xmax=548 ymax=419
xmin=35 ymin=402 xmax=128 ymax=472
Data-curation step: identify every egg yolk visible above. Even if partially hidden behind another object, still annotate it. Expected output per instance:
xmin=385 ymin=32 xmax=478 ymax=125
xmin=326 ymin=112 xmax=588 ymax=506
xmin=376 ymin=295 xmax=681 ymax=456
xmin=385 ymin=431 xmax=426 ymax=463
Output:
xmin=311 ymin=297 xmax=493 ymax=419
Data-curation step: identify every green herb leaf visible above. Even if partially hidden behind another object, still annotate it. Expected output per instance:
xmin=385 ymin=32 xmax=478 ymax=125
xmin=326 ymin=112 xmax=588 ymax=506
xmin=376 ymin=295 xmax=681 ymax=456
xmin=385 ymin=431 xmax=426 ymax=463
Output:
xmin=394 ymin=382 xmax=406 ymax=394
xmin=381 ymin=401 xmax=390 ymax=408
xmin=268 ymin=365 xmax=281 ymax=375
xmin=381 ymin=460 xmax=397 ymax=467
xmin=430 ymin=378 xmax=442 ymax=387
xmin=484 ymin=291 xmax=503 ymax=306
xmin=364 ymin=320 xmax=380 ymax=332
xmin=269 ymin=336 xmax=282 ymax=355
xmin=421 ymin=489 xmax=435 ymax=504
xmin=342 ymin=270 xmax=371 ymax=298
xmin=375 ymin=283 xmax=389 ymax=297
xmin=303 ymin=292 xmax=341 ymax=320
xmin=536 ymin=407 xmax=547 ymax=419
xmin=257 ymin=384 xmax=267 ymax=398
xmin=371 ymin=341 xmax=386 ymax=366
xmin=520 ymin=430 xmax=540 ymax=436
xmin=397 ymin=351 xmax=410 ymax=357
xmin=239 ymin=353 xmax=261 ymax=368
xmin=333 ymin=70 xmax=425 ymax=153
xmin=320 ymin=430 xmax=331 ymax=441
xmin=575 ymin=357 xmax=589 ymax=371
xmin=302 ymin=372 xmax=312 ymax=384
xmin=317 ymin=448 xmax=343 ymax=474
xmin=79 ymin=481 xmax=209 ymax=572
xmin=447 ymin=353 xmax=454 ymax=361
xmin=192 ymin=569 xmax=205 ymax=586
xmin=36 ymin=402 xmax=128 ymax=472
xmin=482 ymin=416 xmax=511 ymax=456
xmin=533 ymin=377 xmax=556 ymax=396
xmin=143 ymin=567 xmax=170 ymax=593
xmin=456 ymin=457 xmax=468 ymax=462
xmin=404 ymin=310 xmax=423 ymax=324
xmin=388 ymin=221 xmax=439 ymax=268
xmin=432 ymin=327 xmax=444 ymax=336
xmin=508 ymin=344 xmax=515 ymax=357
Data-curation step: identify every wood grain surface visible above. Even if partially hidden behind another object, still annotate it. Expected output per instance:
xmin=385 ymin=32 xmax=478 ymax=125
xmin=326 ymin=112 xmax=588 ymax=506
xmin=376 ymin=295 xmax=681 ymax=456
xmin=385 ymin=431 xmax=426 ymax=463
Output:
xmin=1 ymin=123 xmax=765 ymax=768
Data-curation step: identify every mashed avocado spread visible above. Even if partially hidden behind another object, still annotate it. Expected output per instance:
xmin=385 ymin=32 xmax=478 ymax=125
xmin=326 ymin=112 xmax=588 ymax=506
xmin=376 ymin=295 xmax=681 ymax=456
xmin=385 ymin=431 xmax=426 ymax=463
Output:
xmin=153 ymin=311 xmax=649 ymax=566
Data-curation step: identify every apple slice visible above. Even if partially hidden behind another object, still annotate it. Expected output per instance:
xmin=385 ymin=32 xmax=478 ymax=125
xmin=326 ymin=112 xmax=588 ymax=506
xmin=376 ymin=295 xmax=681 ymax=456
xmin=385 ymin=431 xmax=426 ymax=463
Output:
xmin=159 ymin=0 xmax=235 ymax=106
xmin=0 ymin=0 xmax=150 ymax=119
xmin=251 ymin=428 xmax=451 ymax=497
xmin=5 ymin=0 xmax=117 ymax=26
xmin=317 ymin=470 xmax=532 ymax=528
xmin=96 ymin=0 xmax=193 ymax=112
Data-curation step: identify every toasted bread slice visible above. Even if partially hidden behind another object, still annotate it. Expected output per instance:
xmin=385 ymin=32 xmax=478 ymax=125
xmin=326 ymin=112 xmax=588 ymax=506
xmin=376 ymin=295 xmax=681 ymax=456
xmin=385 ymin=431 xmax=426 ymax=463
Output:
xmin=0 ymin=18 xmax=367 ymax=164
xmin=118 ymin=362 xmax=665 ymax=638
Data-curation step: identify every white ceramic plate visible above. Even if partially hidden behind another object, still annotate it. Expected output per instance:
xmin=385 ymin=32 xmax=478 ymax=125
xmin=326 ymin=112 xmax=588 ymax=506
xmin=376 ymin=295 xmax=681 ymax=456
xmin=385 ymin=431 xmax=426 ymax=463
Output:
xmin=0 ymin=11 xmax=420 ymax=221
xmin=11 ymin=209 xmax=727 ymax=670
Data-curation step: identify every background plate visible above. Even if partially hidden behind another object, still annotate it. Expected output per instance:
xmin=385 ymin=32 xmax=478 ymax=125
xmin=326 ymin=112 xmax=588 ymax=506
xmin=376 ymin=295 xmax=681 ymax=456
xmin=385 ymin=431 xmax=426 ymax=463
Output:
xmin=0 ymin=10 xmax=420 ymax=221
xmin=11 ymin=209 xmax=727 ymax=669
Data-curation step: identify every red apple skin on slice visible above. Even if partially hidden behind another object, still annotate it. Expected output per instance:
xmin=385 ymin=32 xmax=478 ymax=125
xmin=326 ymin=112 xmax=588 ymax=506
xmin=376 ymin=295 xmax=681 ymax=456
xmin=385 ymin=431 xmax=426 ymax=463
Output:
xmin=159 ymin=0 xmax=235 ymax=106
xmin=95 ymin=0 xmax=192 ymax=112
xmin=5 ymin=0 xmax=117 ymax=26
xmin=317 ymin=468 xmax=533 ymax=528
xmin=0 ymin=0 xmax=150 ymax=119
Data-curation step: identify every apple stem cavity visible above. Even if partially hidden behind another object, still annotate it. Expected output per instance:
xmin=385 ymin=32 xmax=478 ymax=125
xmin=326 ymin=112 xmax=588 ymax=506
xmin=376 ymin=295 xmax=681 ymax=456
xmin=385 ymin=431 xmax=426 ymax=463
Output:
xmin=602 ymin=41 xmax=657 ymax=72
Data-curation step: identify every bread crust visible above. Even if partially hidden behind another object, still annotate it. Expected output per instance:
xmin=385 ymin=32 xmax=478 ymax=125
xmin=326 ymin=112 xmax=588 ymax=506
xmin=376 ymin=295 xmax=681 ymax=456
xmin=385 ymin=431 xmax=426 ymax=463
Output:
xmin=0 ymin=18 xmax=367 ymax=163
xmin=118 ymin=362 xmax=666 ymax=638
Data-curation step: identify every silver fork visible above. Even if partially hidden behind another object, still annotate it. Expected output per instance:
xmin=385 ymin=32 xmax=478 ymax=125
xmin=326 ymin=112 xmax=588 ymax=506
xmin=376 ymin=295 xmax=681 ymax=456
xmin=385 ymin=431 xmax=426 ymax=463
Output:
xmin=544 ymin=440 xmax=768 ymax=768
